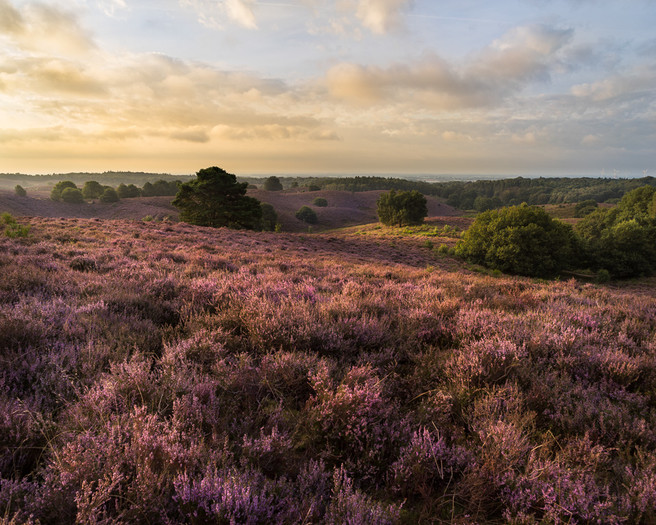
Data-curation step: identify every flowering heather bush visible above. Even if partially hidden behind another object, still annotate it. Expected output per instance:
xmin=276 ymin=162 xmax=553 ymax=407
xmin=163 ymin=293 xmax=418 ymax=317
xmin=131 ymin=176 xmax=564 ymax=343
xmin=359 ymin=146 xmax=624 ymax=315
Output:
xmin=1 ymin=216 xmax=656 ymax=523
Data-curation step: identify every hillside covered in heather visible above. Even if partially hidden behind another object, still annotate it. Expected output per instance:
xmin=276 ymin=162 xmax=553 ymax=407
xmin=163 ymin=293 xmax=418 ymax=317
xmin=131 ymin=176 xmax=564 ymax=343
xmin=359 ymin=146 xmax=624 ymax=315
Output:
xmin=2 ymin=216 xmax=656 ymax=524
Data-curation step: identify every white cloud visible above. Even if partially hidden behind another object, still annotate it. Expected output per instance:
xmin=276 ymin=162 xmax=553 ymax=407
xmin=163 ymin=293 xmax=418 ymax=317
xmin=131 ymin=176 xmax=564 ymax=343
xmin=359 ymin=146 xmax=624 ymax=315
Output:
xmin=355 ymin=0 xmax=412 ymax=34
xmin=179 ymin=0 xmax=257 ymax=29
xmin=97 ymin=0 xmax=127 ymax=17
xmin=325 ymin=24 xmax=573 ymax=109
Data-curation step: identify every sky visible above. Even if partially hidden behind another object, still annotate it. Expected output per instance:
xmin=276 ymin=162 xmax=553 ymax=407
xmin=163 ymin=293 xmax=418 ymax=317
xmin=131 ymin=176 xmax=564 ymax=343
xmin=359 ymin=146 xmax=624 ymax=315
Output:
xmin=0 ymin=0 xmax=655 ymax=176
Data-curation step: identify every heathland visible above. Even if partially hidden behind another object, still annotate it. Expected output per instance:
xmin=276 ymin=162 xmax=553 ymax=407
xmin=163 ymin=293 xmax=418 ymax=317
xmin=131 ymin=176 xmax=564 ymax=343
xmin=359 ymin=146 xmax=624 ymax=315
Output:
xmin=1 ymin=176 xmax=656 ymax=523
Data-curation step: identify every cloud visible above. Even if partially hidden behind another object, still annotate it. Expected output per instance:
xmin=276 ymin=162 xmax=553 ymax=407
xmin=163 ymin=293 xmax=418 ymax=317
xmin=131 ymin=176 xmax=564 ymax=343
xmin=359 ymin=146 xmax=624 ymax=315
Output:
xmin=355 ymin=0 xmax=412 ymax=34
xmin=97 ymin=0 xmax=128 ymax=17
xmin=326 ymin=24 xmax=573 ymax=108
xmin=179 ymin=0 xmax=257 ymax=29
xmin=0 ymin=0 xmax=23 ymax=34
xmin=0 ymin=0 xmax=96 ymax=55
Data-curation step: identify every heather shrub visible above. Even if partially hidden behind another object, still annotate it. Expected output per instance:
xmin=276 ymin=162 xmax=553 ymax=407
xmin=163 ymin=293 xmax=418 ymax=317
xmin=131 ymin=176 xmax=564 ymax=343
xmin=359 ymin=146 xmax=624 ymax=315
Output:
xmin=304 ymin=364 xmax=406 ymax=483
xmin=389 ymin=427 xmax=472 ymax=501
xmin=2 ymin=216 xmax=656 ymax=523
xmin=325 ymin=466 xmax=401 ymax=525
xmin=41 ymin=407 xmax=203 ymax=523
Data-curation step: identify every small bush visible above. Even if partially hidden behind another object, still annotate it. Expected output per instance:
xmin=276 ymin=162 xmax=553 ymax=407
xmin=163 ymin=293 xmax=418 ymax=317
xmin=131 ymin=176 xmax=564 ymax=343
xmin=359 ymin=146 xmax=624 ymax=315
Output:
xmin=1 ymin=212 xmax=30 ymax=238
xmin=296 ymin=206 xmax=318 ymax=224
xmin=313 ymin=197 xmax=328 ymax=207
xmin=14 ymin=185 xmax=27 ymax=197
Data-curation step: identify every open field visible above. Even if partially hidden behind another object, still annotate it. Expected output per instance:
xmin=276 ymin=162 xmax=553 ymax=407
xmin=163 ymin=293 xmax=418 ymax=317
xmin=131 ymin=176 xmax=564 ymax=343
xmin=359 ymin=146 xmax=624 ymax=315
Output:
xmin=1 ymin=215 xmax=656 ymax=523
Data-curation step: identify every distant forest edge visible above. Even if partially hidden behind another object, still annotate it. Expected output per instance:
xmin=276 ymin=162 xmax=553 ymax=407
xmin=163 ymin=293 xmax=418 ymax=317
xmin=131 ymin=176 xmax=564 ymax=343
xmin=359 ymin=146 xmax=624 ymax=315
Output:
xmin=3 ymin=172 xmax=656 ymax=210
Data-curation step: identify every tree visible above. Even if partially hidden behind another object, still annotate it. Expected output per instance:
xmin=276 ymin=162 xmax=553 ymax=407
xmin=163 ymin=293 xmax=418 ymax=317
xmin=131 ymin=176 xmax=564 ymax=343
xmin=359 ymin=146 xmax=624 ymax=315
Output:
xmin=295 ymin=205 xmax=318 ymax=224
xmin=60 ymin=187 xmax=85 ymax=204
xmin=259 ymin=203 xmax=278 ymax=231
xmin=313 ymin=197 xmax=328 ymax=207
xmin=82 ymin=181 xmax=105 ymax=200
xmin=455 ymin=204 xmax=576 ymax=277
xmin=263 ymin=176 xmax=283 ymax=191
xmin=576 ymin=186 xmax=656 ymax=278
xmin=14 ymin=185 xmax=26 ymax=197
xmin=99 ymin=187 xmax=120 ymax=203
xmin=51 ymin=181 xmax=78 ymax=201
xmin=172 ymin=166 xmax=262 ymax=230
xmin=377 ymin=190 xmax=427 ymax=227
xmin=117 ymin=183 xmax=142 ymax=198
xmin=574 ymin=199 xmax=598 ymax=218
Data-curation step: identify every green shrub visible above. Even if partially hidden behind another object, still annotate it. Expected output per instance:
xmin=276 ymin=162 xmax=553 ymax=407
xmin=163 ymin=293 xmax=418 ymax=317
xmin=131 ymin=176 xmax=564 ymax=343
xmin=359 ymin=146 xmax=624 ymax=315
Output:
xmin=455 ymin=204 xmax=576 ymax=277
xmin=50 ymin=181 xmax=78 ymax=202
xmin=313 ymin=197 xmax=328 ymax=207
xmin=60 ymin=187 xmax=85 ymax=204
xmin=295 ymin=206 xmax=318 ymax=224
xmin=117 ymin=183 xmax=142 ymax=198
xmin=576 ymin=186 xmax=656 ymax=278
xmin=14 ymin=185 xmax=26 ymax=197
xmin=1 ymin=212 xmax=30 ymax=238
xmin=575 ymin=199 xmax=598 ymax=218
xmin=259 ymin=203 xmax=278 ymax=231
xmin=99 ymin=187 xmax=120 ymax=203
xmin=82 ymin=181 xmax=104 ymax=200
xmin=263 ymin=176 xmax=283 ymax=191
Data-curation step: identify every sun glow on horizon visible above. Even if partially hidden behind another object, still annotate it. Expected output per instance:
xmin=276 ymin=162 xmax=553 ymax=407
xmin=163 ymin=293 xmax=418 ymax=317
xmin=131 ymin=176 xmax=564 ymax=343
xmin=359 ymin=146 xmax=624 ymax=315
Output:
xmin=0 ymin=0 xmax=654 ymax=176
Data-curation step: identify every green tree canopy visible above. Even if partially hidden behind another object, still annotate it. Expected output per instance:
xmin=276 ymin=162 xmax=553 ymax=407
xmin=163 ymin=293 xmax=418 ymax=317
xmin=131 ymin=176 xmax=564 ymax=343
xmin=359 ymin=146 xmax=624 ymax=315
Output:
xmin=51 ymin=181 xmax=78 ymax=202
xmin=263 ymin=176 xmax=283 ymax=191
xmin=99 ymin=187 xmax=120 ymax=203
xmin=455 ymin=204 xmax=577 ymax=277
xmin=117 ymin=183 xmax=142 ymax=198
xmin=259 ymin=203 xmax=278 ymax=231
xmin=172 ymin=166 xmax=262 ymax=230
xmin=313 ymin=197 xmax=328 ymax=207
xmin=377 ymin=190 xmax=428 ymax=227
xmin=82 ymin=181 xmax=105 ymax=200
xmin=576 ymin=186 xmax=656 ymax=278
xmin=295 ymin=205 xmax=318 ymax=224
xmin=60 ymin=187 xmax=85 ymax=204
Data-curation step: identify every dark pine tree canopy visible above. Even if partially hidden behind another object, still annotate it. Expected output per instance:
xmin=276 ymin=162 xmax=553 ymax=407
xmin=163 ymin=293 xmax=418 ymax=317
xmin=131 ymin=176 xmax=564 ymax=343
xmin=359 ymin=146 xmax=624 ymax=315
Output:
xmin=173 ymin=166 xmax=262 ymax=230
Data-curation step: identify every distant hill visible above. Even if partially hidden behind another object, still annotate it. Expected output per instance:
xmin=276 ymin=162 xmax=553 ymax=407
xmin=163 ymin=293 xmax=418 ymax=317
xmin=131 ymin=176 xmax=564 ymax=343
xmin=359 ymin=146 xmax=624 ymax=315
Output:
xmin=0 ymin=188 xmax=458 ymax=231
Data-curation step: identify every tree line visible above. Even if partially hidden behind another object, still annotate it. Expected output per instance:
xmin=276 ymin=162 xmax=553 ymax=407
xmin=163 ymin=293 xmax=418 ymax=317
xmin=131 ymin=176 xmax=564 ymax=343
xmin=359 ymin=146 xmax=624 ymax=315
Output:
xmin=455 ymin=186 xmax=656 ymax=279
xmin=49 ymin=179 xmax=181 ymax=203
